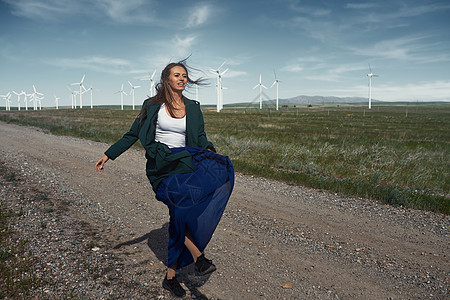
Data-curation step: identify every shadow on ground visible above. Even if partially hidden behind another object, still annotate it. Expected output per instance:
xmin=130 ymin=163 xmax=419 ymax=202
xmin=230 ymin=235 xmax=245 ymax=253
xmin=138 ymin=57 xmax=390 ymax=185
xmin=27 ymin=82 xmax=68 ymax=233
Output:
xmin=113 ymin=222 xmax=213 ymax=299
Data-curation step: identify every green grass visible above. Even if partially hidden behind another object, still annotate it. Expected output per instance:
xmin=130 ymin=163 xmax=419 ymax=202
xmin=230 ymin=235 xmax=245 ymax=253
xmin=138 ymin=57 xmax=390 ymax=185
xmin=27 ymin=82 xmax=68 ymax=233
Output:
xmin=1 ymin=104 xmax=449 ymax=214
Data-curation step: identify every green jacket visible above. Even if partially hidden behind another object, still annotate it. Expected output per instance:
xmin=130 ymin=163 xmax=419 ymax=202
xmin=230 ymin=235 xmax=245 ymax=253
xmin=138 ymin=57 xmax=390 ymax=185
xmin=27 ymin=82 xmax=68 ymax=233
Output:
xmin=105 ymin=97 xmax=214 ymax=192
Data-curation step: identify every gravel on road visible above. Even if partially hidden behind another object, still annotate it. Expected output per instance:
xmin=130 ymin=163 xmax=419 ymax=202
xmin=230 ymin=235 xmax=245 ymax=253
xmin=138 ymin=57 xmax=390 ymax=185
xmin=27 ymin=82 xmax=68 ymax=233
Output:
xmin=0 ymin=121 xmax=448 ymax=299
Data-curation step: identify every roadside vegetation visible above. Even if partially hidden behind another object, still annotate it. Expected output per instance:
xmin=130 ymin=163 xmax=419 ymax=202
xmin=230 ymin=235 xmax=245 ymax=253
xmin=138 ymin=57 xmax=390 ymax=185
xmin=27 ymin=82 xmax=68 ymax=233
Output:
xmin=0 ymin=162 xmax=35 ymax=298
xmin=1 ymin=103 xmax=448 ymax=214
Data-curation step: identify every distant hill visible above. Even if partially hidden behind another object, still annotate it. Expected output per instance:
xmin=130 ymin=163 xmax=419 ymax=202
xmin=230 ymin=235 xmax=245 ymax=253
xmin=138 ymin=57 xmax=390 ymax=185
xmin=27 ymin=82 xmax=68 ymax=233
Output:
xmin=264 ymin=95 xmax=376 ymax=105
xmin=222 ymin=96 xmax=449 ymax=108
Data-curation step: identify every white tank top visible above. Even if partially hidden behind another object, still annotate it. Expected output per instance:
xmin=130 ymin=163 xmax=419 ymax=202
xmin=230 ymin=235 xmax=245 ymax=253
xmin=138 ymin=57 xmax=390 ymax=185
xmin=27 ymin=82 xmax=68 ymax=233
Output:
xmin=155 ymin=103 xmax=186 ymax=148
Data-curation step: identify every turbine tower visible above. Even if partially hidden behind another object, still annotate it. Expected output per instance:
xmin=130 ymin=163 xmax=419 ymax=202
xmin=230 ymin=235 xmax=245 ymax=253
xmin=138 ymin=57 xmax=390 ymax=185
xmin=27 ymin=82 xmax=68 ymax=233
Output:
xmin=71 ymin=73 xmax=86 ymax=109
xmin=253 ymin=74 xmax=268 ymax=109
xmin=6 ymin=93 xmax=12 ymax=111
xmin=367 ymin=64 xmax=378 ymax=109
xmin=128 ymin=80 xmax=141 ymax=110
xmin=115 ymin=84 xmax=127 ymax=110
xmin=86 ymin=86 xmax=95 ymax=109
xmin=24 ymin=92 xmax=32 ymax=110
xmin=67 ymin=86 xmax=78 ymax=109
xmin=140 ymin=70 xmax=157 ymax=97
xmin=210 ymin=61 xmax=228 ymax=112
xmin=270 ymin=69 xmax=281 ymax=111
xmin=54 ymin=95 xmax=60 ymax=109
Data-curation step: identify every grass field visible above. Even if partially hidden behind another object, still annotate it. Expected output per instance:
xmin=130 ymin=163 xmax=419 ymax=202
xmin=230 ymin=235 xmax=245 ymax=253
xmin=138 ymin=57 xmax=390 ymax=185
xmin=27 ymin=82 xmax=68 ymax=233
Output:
xmin=1 ymin=103 xmax=449 ymax=214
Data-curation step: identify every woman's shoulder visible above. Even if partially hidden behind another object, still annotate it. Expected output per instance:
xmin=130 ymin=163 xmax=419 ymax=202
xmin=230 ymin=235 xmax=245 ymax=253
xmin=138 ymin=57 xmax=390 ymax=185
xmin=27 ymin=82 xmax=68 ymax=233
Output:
xmin=143 ymin=97 xmax=160 ymax=106
xmin=183 ymin=96 xmax=200 ymax=106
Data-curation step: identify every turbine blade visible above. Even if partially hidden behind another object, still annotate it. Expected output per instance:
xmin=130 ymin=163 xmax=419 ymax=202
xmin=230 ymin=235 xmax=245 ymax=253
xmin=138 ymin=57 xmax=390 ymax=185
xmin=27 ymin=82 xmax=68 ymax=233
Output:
xmin=218 ymin=61 xmax=226 ymax=70
xmin=151 ymin=69 xmax=156 ymax=79
xmin=253 ymin=84 xmax=259 ymax=89
xmin=81 ymin=73 xmax=86 ymax=83
xmin=270 ymin=81 xmax=276 ymax=88
xmin=221 ymin=68 xmax=229 ymax=76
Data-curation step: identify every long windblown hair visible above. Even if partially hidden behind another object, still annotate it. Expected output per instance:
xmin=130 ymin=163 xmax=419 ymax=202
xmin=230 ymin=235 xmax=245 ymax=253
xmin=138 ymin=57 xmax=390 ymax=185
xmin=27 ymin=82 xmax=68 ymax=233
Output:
xmin=139 ymin=58 xmax=207 ymax=121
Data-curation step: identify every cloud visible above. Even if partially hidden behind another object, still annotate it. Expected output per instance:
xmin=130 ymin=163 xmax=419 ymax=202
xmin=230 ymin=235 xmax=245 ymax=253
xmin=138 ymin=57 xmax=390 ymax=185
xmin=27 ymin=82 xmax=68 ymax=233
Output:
xmin=392 ymin=3 xmax=450 ymax=19
xmin=288 ymin=1 xmax=331 ymax=16
xmin=347 ymin=35 xmax=450 ymax=63
xmin=345 ymin=3 xmax=378 ymax=9
xmin=186 ymin=4 xmax=211 ymax=28
xmin=3 ymin=0 xmax=157 ymax=23
xmin=377 ymin=80 xmax=450 ymax=101
xmin=45 ymin=55 xmax=146 ymax=75
xmin=174 ymin=35 xmax=197 ymax=49
xmin=345 ymin=2 xmax=450 ymax=29
xmin=329 ymin=80 xmax=450 ymax=101
xmin=96 ymin=0 xmax=155 ymax=24
xmin=281 ymin=65 xmax=304 ymax=73
xmin=3 ymin=0 xmax=77 ymax=21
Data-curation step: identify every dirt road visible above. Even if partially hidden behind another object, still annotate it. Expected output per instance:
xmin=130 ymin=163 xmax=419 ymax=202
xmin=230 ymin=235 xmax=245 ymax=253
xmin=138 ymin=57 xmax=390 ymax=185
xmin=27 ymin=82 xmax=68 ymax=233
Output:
xmin=1 ymin=121 xmax=448 ymax=299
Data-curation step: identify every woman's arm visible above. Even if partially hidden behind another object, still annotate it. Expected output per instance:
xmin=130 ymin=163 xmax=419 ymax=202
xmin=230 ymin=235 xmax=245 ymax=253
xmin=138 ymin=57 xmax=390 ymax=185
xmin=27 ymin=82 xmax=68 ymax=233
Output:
xmin=95 ymin=154 xmax=109 ymax=171
xmin=104 ymin=117 xmax=141 ymax=160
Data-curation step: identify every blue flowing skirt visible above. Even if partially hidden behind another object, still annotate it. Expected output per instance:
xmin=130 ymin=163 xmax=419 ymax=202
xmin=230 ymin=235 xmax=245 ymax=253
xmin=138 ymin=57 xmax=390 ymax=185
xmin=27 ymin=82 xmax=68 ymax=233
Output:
xmin=155 ymin=147 xmax=234 ymax=269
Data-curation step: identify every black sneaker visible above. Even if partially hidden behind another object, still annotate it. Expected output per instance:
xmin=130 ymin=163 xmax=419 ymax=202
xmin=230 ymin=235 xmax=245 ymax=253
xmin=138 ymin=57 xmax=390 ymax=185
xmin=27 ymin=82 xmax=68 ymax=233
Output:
xmin=195 ymin=254 xmax=216 ymax=276
xmin=163 ymin=275 xmax=186 ymax=298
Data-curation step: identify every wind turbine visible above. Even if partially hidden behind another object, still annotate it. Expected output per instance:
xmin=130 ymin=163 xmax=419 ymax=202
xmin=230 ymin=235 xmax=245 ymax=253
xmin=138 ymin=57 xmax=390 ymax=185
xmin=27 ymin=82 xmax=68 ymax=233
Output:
xmin=71 ymin=73 xmax=86 ymax=109
xmin=253 ymin=74 xmax=268 ymax=109
xmin=36 ymin=95 xmax=43 ymax=110
xmin=140 ymin=70 xmax=157 ymax=97
xmin=31 ymin=85 xmax=43 ymax=110
xmin=128 ymin=80 xmax=141 ymax=110
xmin=367 ymin=64 xmax=379 ymax=109
xmin=210 ymin=61 xmax=228 ymax=112
xmin=115 ymin=84 xmax=127 ymax=110
xmin=12 ymin=91 xmax=23 ymax=111
xmin=24 ymin=92 xmax=32 ymax=110
xmin=67 ymin=86 xmax=78 ymax=109
xmin=54 ymin=95 xmax=60 ymax=109
xmin=85 ymin=86 xmax=96 ymax=109
xmin=270 ymin=69 xmax=281 ymax=111
xmin=1 ymin=92 xmax=11 ymax=111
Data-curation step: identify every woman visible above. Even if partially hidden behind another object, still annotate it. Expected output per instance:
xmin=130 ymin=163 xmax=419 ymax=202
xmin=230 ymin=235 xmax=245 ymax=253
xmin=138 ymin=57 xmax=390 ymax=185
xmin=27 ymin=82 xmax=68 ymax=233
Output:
xmin=95 ymin=60 xmax=234 ymax=297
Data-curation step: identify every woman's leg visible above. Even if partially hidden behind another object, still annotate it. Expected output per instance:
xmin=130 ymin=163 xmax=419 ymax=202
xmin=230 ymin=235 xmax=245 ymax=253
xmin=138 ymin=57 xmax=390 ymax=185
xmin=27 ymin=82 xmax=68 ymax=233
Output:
xmin=184 ymin=232 xmax=216 ymax=275
xmin=184 ymin=234 xmax=202 ymax=261
xmin=164 ymin=262 xmax=186 ymax=297
xmin=167 ymin=263 xmax=177 ymax=279
xmin=166 ymin=232 xmax=201 ymax=279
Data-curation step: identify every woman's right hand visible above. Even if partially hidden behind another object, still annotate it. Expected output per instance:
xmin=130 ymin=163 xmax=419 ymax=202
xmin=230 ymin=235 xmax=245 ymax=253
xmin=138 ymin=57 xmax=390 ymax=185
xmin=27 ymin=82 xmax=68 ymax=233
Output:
xmin=95 ymin=155 xmax=109 ymax=171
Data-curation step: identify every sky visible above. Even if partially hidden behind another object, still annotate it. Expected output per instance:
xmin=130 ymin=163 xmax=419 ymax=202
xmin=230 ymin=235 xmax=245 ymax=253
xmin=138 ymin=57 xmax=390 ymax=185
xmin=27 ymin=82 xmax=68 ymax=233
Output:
xmin=0 ymin=0 xmax=449 ymax=109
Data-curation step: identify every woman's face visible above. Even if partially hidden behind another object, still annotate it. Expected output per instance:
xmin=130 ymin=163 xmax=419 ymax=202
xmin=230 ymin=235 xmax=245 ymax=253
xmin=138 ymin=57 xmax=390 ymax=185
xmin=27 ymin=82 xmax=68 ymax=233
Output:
xmin=168 ymin=66 xmax=187 ymax=93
